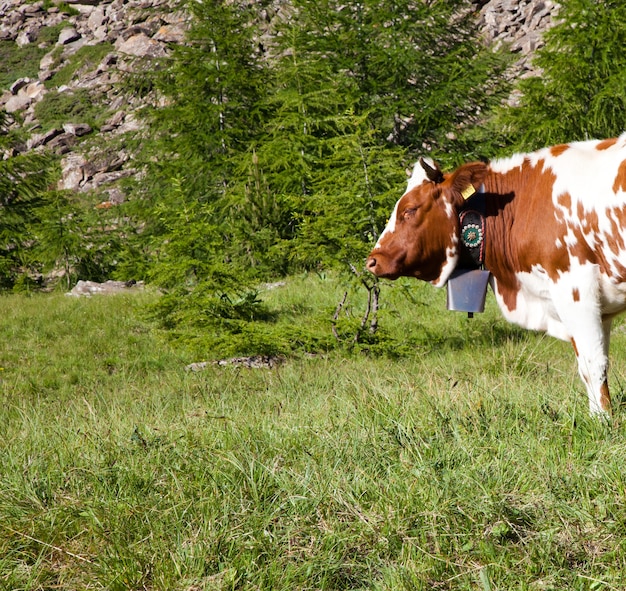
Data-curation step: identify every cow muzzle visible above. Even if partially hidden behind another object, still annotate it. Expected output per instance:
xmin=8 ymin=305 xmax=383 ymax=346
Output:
xmin=366 ymin=254 xmax=397 ymax=279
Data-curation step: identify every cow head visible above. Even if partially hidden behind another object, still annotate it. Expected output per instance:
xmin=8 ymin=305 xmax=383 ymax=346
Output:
xmin=366 ymin=158 xmax=488 ymax=287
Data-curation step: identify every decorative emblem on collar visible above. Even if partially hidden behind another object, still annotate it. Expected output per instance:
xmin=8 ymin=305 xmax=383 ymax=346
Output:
xmin=458 ymin=204 xmax=486 ymax=268
xmin=461 ymin=223 xmax=483 ymax=248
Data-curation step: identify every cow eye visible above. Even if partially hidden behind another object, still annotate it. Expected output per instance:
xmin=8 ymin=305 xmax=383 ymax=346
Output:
xmin=402 ymin=206 xmax=418 ymax=219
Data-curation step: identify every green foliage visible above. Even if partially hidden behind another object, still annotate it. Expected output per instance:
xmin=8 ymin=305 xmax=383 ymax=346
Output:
xmin=0 ymin=148 xmax=54 ymax=289
xmin=33 ymin=88 xmax=107 ymax=131
xmin=0 ymin=24 xmax=66 ymax=88
xmin=35 ymin=191 xmax=122 ymax=288
xmin=46 ymin=42 xmax=114 ymax=89
xmin=118 ymin=0 xmax=510 ymax=355
xmin=495 ymin=0 xmax=626 ymax=150
xmin=0 ymin=109 xmax=121 ymax=290
xmin=41 ymin=1 xmax=79 ymax=15
xmin=284 ymin=0 xmax=510 ymax=160
xmin=0 ymin=42 xmax=46 ymax=90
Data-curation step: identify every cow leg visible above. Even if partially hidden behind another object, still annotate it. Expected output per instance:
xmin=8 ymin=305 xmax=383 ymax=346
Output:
xmin=570 ymin=317 xmax=611 ymax=415
xmin=552 ymin=272 xmax=611 ymax=415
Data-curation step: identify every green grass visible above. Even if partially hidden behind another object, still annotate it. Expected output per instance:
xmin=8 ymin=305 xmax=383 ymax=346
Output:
xmin=33 ymin=88 xmax=108 ymax=132
xmin=45 ymin=42 xmax=114 ymax=89
xmin=0 ymin=25 xmax=66 ymax=89
xmin=2 ymin=276 xmax=626 ymax=590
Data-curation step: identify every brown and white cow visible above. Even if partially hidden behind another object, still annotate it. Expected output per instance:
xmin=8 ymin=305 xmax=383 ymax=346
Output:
xmin=367 ymin=135 xmax=626 ymax=414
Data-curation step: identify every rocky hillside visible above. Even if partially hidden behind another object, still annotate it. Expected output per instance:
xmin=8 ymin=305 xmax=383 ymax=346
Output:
xmin=0 ymin=0 xmax=188 ymax=203
xmin=0 ymin=0 xmax=558 ymax=203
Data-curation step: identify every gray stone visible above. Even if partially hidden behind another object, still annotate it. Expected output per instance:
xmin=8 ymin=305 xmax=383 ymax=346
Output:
xmin=58 ymin=26 xmax=80 ymax=45
xmin=26 ymin=127 xmax=63 ymax=150
xmin=152 ymin=23 xmax=185 ymax=43
xmin=39 ymin=51 xmax=57 ymax=73
xmin=4 ymin=93 xmax=32 ymax=113
xmin=46 ymin=132 xmax=77 ymax=154
xmin=66 ymin=280 xmax=144 ymax=297
xmin=115 ymin=32 xmax=167 ymax=58
xmin=15 ymin=27 xmax=36 ymax=46
xmin=63 ymin=122 xmax=93 ymax=137
xmin=9 ymin=77 xmax=30 ymax=94
xmin=58 ymin=152 xmax=87 ymax=191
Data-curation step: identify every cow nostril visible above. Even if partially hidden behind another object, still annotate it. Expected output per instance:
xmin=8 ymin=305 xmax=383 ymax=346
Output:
xmin=366 ymin=257 xmax=376 ymax=269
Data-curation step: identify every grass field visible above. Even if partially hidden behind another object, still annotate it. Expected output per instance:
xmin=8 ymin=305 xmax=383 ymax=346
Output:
xmin=2 ymin=275 xmax=626 ymax=590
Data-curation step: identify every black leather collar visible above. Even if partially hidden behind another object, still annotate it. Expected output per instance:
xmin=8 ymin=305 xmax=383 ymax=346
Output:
xmin=458 ymin=193 xmax=486 ymax=269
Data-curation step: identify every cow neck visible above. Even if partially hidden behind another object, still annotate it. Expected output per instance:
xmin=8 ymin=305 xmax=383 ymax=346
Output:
xmin=458 ymin=191 xmax=486 ymax=269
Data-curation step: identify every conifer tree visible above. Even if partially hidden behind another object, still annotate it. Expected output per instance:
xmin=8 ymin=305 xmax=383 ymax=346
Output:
xmin=0 ymin=111 xmax=55 ymax=289
xmin=121 ymin=0 xmax=278 ymax=342
xmin=498 ymin=0 xmax=626 ymax=149
xmin=120 ymin=0 xmax=511 ymax=354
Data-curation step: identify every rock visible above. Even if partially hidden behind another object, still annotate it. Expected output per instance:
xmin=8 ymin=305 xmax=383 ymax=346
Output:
xmin=9 ymin=77 xmax=30 ymax=94
xmin=115 ymin=32 xmax=168 ymax=58
xmin=15 ymin=26 xmax=36 ymax=46
xmin=57 ymin=26 xmax=81 ymax=45
xmin=186 ymin=355 xmax=286 ymax=371
xmin=63 ymin=122 xmax=93 ymax=137
xmin=152 ymin=23 xmax=185 ymax=43
xmin=46 ymin=132 xmax=78 ymax=154
xmin=62 ymin=0 xmax=101 ymax=5
xmin=39 ymin=51 xmax=57 ymax=72
xmin=58 ymin=152 xmax=87 ymax=191
xmin=4 ymin=80 xmax=46 ymax=112
xmin=26 ymin=127 xmax=63 ymax=150
xmin=66 ymin=280 xmax=144 ymax=297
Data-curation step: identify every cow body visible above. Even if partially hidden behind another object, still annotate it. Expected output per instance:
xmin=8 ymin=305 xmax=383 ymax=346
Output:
xmin=367 ymin=136 xmax=626 ymax=414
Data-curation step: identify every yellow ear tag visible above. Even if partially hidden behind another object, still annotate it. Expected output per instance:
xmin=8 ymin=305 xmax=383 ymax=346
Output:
xmin=461 ymin=185 xmax=476 ymax=200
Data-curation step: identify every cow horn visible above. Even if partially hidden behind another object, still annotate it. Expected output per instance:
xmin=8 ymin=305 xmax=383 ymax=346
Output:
xmin=419 ymin=157 xmax=444 ymax=184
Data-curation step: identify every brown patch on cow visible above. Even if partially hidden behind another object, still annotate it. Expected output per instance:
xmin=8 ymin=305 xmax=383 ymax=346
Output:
xmin=572 ymin=288 xmax=580 ymax=302
xmin=571 ymin=338 xmax=579 ymax=357
xmin=606 ymin=259 xmax=626 ymax=283
xmin=579 ymin=205 xmax=599 ymax=235
xmin=597 ymin=138 xmax=617 ymax=151
xmin=550 ymin=144 xmax=570 ymax=157
xmin=481 ymin=159 xmax=571 ymax=310
xmin=566 ymin=225 xmax=598 ymax=271
xmin=600 ymin=380 xmax=612 ymax=413
xmin=557 ymin=191 xmax=571 ymax=211
xmin=604 ymin=207 xmax=626 ymax=256
xmin=613 ymin=159 xmax=626 ymax=193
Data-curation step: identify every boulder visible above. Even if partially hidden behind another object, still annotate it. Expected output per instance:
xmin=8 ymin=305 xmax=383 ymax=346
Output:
xmin=3 ymin=80 xmax=46 ymax=112
xmin=57 ymin=26 xmax=81 ymax=45
xmin=63 ymin=122 xmax=93 ymax=137
xmin=66 ymin=280 xmax=144 ymax=297
xmin=152 ymin=23 xmax=185 ymax=43
xmin=58 ymin=152 xmax=87 ymax=191
xmin=115 ymin=32 xmax=168 ymax=58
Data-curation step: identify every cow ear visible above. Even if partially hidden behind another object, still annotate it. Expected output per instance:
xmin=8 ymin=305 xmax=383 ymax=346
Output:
xmin=449 ymin=162 xmax=488 ymax=204
xmin=419 ymin=157 xmax=444 ymax=184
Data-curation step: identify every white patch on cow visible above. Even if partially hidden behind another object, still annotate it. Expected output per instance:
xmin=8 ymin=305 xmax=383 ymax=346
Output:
xmin=563 ymin=227 xmax=578 ymax=249
xmin=492 ymin=254 xmax=626 ymax=413
xmin=491 ymin=265 xmax=569 ymax=341
xmin=547 ymin=263 xmax=610 ymax=413
xmin=406 ymin=157 xmax=435 ymax=193
xmin=432 ymin=244 xmax=459 ymax=288
xmin=599 ymin=272 xmax=626 ymax=315
xmin=489 ymin=153 xmax=526 ymax=174
xmin=373 ymin=199 xmax=400 ymax=250
xmin=545 ymin=137 xmax=626 ymax=207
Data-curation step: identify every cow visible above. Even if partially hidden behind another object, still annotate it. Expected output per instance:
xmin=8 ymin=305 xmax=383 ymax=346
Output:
xmin=366 ymin=135 xmax=626 ymax=415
